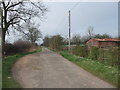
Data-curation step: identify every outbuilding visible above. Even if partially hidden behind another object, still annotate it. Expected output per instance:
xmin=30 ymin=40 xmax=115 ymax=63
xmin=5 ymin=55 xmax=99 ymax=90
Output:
xmin=86 ymin=38 xmax=120 ymax=48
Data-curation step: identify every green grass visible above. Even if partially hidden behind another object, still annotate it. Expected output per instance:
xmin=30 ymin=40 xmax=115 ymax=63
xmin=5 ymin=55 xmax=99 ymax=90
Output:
xmin=59 ymin=51 xmax=118 ymax=87
xmin=0 ymin=61 xmax=2 ymax=89
xmin=2 ymin=49 xmax=41 ymax=88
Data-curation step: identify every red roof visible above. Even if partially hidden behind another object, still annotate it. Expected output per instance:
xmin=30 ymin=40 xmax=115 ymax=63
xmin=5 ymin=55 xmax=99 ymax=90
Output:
xmin=86 ymin=38 xmax=120 ymax=45
xmin=93 ymin=38 xmax=120 ymax=41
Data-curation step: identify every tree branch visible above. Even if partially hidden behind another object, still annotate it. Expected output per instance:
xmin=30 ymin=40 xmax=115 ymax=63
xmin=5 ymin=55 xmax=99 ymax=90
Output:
xmin=30 ymin=1 xmax=43 ymax=11
xmin=8 ymin=9 xmax=33 ymax=16
xmin=2 ymin=2 xmax=6 ymax=9
xmin=7 ymin=2 xmax=22 ymax=10
xmin=6 ymin=0 xmax=11 ymax=8
xmin=7 ymin=16 xmax=19 ymax=24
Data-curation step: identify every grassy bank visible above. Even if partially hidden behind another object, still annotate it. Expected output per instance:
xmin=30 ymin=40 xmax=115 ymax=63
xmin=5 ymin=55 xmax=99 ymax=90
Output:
xmin=2 ymin=48 xmax=41 ymax=88
xmin=0 ymin=47 xmax=1 ymax=88
xmin=59 ymin=51 xmax=118 ymax=87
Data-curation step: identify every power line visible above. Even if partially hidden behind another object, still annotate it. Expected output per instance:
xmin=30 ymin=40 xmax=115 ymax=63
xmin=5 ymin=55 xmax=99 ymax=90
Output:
xmin=70 ymin=2 xmax=80 ymax=11
xmin=54 ymin=13 xmax=67 ymax=33
xmin=54 ymin=2 xmax=80 ymax=38
xmin=54 ymin=2 xmax=80 ymax=33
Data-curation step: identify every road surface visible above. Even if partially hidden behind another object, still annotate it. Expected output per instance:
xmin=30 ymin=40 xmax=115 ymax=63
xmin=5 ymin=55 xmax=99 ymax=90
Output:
xmin=12 ymin=48 xmax=115 ymax=88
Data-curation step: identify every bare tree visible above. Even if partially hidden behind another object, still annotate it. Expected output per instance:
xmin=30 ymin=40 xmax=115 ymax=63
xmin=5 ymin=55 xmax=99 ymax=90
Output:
xmin=71 ymin=34 xmax=81 ymax=45
xmin=0 ymin=0 xmax=47 ymax=56
xmin=22 ymin=20 xmax=42 ymax=44
xmin=87 ymin=26 xmax=94 ymax=39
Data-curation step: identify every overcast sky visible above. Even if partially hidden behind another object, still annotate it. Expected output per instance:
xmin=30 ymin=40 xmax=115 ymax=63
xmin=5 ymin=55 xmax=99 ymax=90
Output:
xmin=6 ymin=1 xmax=118 ymax=44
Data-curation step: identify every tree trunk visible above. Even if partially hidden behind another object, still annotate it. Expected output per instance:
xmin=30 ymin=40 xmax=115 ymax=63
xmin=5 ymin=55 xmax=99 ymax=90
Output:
xmin=2 ymin=30 xmax=5 ymax=59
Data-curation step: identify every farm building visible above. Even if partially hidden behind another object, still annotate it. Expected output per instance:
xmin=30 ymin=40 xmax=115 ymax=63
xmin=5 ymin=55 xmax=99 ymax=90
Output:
xmin=86 ymin=38 xmax=120 ymax=48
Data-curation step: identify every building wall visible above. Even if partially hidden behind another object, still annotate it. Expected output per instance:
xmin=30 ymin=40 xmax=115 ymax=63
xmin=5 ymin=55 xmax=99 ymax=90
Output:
xmin=86 ymin=39 xmax=97 ymax=48
xmin=86 ymin=39 xmax=118 ymax=48
xmin=99 ymin=42 xmax=117 ymax=48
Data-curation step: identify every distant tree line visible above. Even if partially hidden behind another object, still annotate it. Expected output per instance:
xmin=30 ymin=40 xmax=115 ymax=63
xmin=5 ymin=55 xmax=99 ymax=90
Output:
xmin=42 ymin=32 xmax=113 ymax=50
xmin=43 ymin=35 xmax=64 ymax=50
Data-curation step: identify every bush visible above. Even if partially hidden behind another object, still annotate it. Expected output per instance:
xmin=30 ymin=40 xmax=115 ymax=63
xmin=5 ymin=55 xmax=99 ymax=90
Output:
xmin=109 ymin=47 xmax=120 ymax=66
xmin=80 ymin=46 xmax=88 ymax=57
xmin=72 ymin=45 xmax=88 ymax=57
xmin=98 ymin=48 xmax=105 ymax=61
xmin=61 ymin=45 xmax=68 ymax=51
xmin=88 ymin=47 xmax=99 ymax=60
xmin=71 ymin=45 xmax=79 ymax=56
xmin=4 ymin=43 xmax=14 ymax=55
xmin=70 ymin=44 xmax=119 ymax=66
xmin=4 ymin=40 xmax=32 ymax=56
xmin=98 ymin=47 xmax=120 ymax=66
xmin=13 ymin=40 xmax=32 ymax=53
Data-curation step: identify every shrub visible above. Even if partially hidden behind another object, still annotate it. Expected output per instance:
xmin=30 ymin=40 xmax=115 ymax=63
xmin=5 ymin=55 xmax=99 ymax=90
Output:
xmin=4 ymin=43 xmax=14 ymax=55
xmin=72 ymin=45 xmax=80 ymax=56
xmin=88 ymin=47 xmax=99 ymax=60
xmin=13 ymin=40 xmax=32 ymax=53
xmin=4 ymin=40 xmax=32 ymax=56
xmin=80 ymin=46 xmax=88 ymax=57
xmin=72 ymin=45 xmax=88 ymax=57
xmin=109 ymin=47 xmax=120 ymax=66
xmin=98 ymin=48 xmax=105 ymax=61
xmin=61 ymin=45 xmax=68 ymax=51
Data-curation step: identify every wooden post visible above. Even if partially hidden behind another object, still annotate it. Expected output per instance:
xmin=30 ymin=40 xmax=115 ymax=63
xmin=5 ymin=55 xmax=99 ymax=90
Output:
xmin=68 ymin=10 xmax=71 ymax=52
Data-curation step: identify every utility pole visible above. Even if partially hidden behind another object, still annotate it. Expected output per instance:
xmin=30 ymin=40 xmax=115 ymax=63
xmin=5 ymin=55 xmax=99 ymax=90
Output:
xmin=68 ymin=10 xmax=71 ymax=52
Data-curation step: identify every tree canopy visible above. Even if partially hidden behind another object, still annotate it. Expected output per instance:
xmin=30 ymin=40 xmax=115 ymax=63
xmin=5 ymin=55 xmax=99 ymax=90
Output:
xmin=1 ymin=0 xmax=47 ymax=56
xmin=1 ymin=0 xmax=47 ymax=42
xmin=22 ymin=20 xmax=42 ymax=44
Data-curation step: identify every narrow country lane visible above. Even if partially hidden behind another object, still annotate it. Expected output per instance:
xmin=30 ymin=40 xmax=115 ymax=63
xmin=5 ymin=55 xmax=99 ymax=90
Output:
xmin=12 ymin=48 xmax=115 ymax=88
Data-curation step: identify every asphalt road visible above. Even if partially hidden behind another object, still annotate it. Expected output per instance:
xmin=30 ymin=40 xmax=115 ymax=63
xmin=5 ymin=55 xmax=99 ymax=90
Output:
xmin=12 ymin=48 xmax=115 ymax=88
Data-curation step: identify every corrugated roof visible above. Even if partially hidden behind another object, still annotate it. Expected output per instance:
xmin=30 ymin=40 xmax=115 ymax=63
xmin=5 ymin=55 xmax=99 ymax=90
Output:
xmin=94 ymin=38 xmax=120 ymax=41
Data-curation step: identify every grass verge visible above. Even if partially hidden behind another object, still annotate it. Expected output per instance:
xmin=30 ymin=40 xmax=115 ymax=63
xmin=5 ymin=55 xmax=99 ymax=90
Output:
xmin=59 ymin=51 xmax=118 ymax=87
xmin=2 ymin=48 xmax=41 ymax=88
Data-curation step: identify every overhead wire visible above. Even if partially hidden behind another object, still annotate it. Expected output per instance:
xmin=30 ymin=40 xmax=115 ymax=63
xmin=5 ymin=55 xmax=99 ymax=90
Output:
xmin=54 ymin=2 xmax=80 ymax=35
xmin=54 ymin=13 xmax=68 ymax=33
xmin=70 ymin=2 xmax=80 ymax=11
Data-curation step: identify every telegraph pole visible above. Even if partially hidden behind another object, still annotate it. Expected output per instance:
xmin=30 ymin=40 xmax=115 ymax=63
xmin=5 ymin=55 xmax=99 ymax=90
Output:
xmin=68 ymin=10 xmax=71 ymax=52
